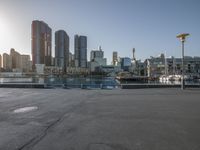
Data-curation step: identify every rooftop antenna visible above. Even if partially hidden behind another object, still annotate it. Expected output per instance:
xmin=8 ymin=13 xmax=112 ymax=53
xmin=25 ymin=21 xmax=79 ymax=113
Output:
xmin=132 ymin=48 xmax=136 ymax=60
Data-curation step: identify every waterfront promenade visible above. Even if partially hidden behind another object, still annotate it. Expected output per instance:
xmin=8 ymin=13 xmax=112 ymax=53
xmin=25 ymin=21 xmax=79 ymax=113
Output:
xmin=0 ymin=88 xmax=200 ymax=150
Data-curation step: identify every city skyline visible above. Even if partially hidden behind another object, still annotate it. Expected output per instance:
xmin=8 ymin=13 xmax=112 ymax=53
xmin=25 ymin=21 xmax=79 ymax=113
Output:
xmin=0 ymin=0 xmax=200 ymax=64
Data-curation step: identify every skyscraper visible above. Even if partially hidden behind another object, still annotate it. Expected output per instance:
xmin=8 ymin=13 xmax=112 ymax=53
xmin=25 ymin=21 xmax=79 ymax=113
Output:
xmin=3 ymin=53 xmax=12 ymax=71
xmin=90 ymin=46 xmax=107 ymax=72
xmin=32 ymin=20 xmax=52 ymax=69
xmin=112 ymin=51 xmax=118 ymax=66
xmin=55 ymin=30 xmax=69 ymax=72
xmin=20 ymin=55 xmax=31 ymax=72
xmin=10 ymin=48 xmax=21 ymax=69
xmin=90 ymin=46 xmax=104 ymax=61
xmin=74 ymin=35 xmax=79 ymax=67
xmin=74 ymin=35 xmax=87 ymax=68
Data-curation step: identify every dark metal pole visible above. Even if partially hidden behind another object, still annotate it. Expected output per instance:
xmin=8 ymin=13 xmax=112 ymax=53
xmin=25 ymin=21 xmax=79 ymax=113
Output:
xmin=181 ymin=40 xmax=185 ymax=90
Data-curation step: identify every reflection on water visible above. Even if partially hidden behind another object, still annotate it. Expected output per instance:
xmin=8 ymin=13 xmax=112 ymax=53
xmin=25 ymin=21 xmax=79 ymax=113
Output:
xmin=44 ymin=76 xmax=118 ymax=89
xmin=0 ymin=76 xmax=200 ymax=88
xmin=0 ymin=76 xmax=118 ymax=89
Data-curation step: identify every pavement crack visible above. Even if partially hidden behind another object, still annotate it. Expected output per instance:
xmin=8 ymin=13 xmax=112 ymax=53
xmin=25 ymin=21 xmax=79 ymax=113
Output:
xmin=17 ymin=101 xmax=85 ymax=150
xmin=17 ymin=116 xmax=64 ymax=150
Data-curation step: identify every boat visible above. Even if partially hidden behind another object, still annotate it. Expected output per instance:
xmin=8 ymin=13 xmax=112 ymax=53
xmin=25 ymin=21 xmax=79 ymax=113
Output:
xmin=159 ymin=75 xmax=181 ymax=82
xmin=116 ymin=72 xmax=148 ymax=82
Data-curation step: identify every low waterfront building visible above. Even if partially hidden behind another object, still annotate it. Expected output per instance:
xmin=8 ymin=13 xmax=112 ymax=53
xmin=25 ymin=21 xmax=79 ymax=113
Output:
xmin=66 ymin=67 xmax=89 ymax=75
xmin=145 ymin=54 xmax=165 ymax=78
xmin=96 ymin=65 xmax=122 ymax=75
xmin=145 ymin=54 xmax=200 ymax=78
xmin=44 ymin=66 xmax=63 ymax=75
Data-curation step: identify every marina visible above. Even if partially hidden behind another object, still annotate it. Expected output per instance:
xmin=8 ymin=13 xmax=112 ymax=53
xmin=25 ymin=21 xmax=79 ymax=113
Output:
xmin=0 ymin=75 xmax=200 ymax=89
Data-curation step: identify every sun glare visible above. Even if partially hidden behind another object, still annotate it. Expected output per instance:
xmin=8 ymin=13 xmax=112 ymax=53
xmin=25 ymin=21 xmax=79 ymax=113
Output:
xmin=0 ymin=18 xmax=10 ymax=50
xmin=0 ymin=20 xmax=6 ymax=36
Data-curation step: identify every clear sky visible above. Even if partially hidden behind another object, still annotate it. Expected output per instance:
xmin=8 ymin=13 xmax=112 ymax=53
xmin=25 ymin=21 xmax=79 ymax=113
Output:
xmin=0 ymin=0 xmax=200 ymax=64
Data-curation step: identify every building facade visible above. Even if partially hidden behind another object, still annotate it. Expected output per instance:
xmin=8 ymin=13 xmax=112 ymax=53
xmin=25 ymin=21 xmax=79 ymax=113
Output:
xmin=2 ymin=49 xmax=31 ymax=72
xmin=90 ymin=46 xmax=104 ymax=61
xmin=10 ymin=48 xmax=21 ymax=69
xmin=90 ymin=46 xmax=107 ymax=72
xmin=55 ymin=30 xmax=69 ymax=73
xmin=112 ymin=51 xmax=118 ymax=66
xmin=20 ymin=55 xmax=32 ymax=72
xmin=120 ymin=57 xmax=132 ymax=71
xmin=0 ymin=54 xmax=2 ymax=69
xmin=145 ymin=54 xmax=200 ymax=78
xmin=3 ymin=53 xmax=12 ymax=71
xmin=32 ymin=20 xmax=52 ymax=68
xmin=74 ymin=35 xmax=87 ymax=68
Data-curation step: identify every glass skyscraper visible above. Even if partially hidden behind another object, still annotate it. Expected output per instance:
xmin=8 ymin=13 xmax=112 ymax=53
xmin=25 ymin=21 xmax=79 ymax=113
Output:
xmin=74 ymin=35 xmax=87 ymax=68
xmin=55 ymin=30 xmax=69 ymax=72
xmin=31 ymin=20 xmax=52 ymax=69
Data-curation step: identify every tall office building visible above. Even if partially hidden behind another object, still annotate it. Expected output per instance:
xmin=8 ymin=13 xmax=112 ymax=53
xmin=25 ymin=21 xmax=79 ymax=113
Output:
xmin=10 ymin=48 xmax=21 ymax=69
xmin=90 ymin=46 xmax=107 ymax=72
xmin=32 ymin=20 xmax=52 ymax=68
xmin=69 ymin=52 xmax=74 ymax=67
xmin=55 ymin=30 xmax=69 ymax=72
xmin=3 ymin=53 xmax=12 ymax=71
xmin=112 ymin=51 xmax=118 ymax=66
xmin=74 ymin=35 xmax=87 ymax=68
xmin=90 ymin=46 xmax=104 ymax=61
xmin=74 ymin=35 xmax=79 ymax=67
xmin=20 ymin=55 xmax=31 ymax=72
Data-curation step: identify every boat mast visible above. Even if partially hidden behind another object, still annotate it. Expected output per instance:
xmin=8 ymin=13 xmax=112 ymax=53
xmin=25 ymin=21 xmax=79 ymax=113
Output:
xmin=164 ymin=51 xmax=168 ymax=75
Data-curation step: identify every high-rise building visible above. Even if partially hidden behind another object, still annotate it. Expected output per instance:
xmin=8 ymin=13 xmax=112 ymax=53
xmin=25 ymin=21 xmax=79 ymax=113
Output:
xmin=90 ymin=46 xmax=107 ymax=72
xmin=32 ymin=20 xmax=52 ymax=69
xmin=79 ymin=36 xmax=87 ymax=68
xmin=74 ymin=35 xmax=87 ymax=68
xmin=3 ymin=53 xmax=12 ymax=71
xmin=90 ymin=46 xmax=104 ymax=61
xmin=69 ymin=52 xmax=74 ymax=67
xmin=10 ymin=48 xmax=21 ymax=69
xmin=112 ymin=51 xmax=118 ymax=66
xmin=0 ymin=54 xmax=2 ymax=68
xmin=55 ymin=30 xmax=69 ymax=72
xmin=20 ymin=55 xmax=31 ymax=72
xmin=74 ymin=35 xmax=79 ymax=67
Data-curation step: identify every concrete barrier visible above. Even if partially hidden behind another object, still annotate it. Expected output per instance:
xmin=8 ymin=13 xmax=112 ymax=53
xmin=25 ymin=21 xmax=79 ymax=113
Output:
xmin=120 ymin=84 xmax=200 ymax=89
xmin=0 ymin=83 xmax=45 ymax=88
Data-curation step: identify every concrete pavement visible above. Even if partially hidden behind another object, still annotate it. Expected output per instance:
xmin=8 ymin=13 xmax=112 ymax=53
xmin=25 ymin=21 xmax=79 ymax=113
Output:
xmin=0 ymin=88 xmax=200 ymax=150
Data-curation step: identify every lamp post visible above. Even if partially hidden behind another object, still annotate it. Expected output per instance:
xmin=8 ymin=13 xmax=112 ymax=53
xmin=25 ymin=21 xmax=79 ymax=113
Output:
xmin=176 ymin=33 xmax=190 ymax=90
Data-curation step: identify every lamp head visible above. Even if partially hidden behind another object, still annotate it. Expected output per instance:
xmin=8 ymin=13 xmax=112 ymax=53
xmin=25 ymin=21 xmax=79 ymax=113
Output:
xmin=177 ymin=33 xmax=190 ymax=42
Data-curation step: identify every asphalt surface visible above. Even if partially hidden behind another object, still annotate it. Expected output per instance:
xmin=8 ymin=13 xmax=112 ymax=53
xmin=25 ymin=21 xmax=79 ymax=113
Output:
xmin=0 ymin=88 xmax=200 ymax=150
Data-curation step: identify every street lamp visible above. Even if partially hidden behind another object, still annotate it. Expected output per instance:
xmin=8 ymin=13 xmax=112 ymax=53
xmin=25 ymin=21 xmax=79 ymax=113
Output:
xmin=176 ymin=33 xmax=190 ymax=90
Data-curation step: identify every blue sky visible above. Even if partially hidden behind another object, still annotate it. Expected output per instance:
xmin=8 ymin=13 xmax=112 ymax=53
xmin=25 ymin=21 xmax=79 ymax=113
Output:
xmin=0 ymin=0 xmax=200 ymax=64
